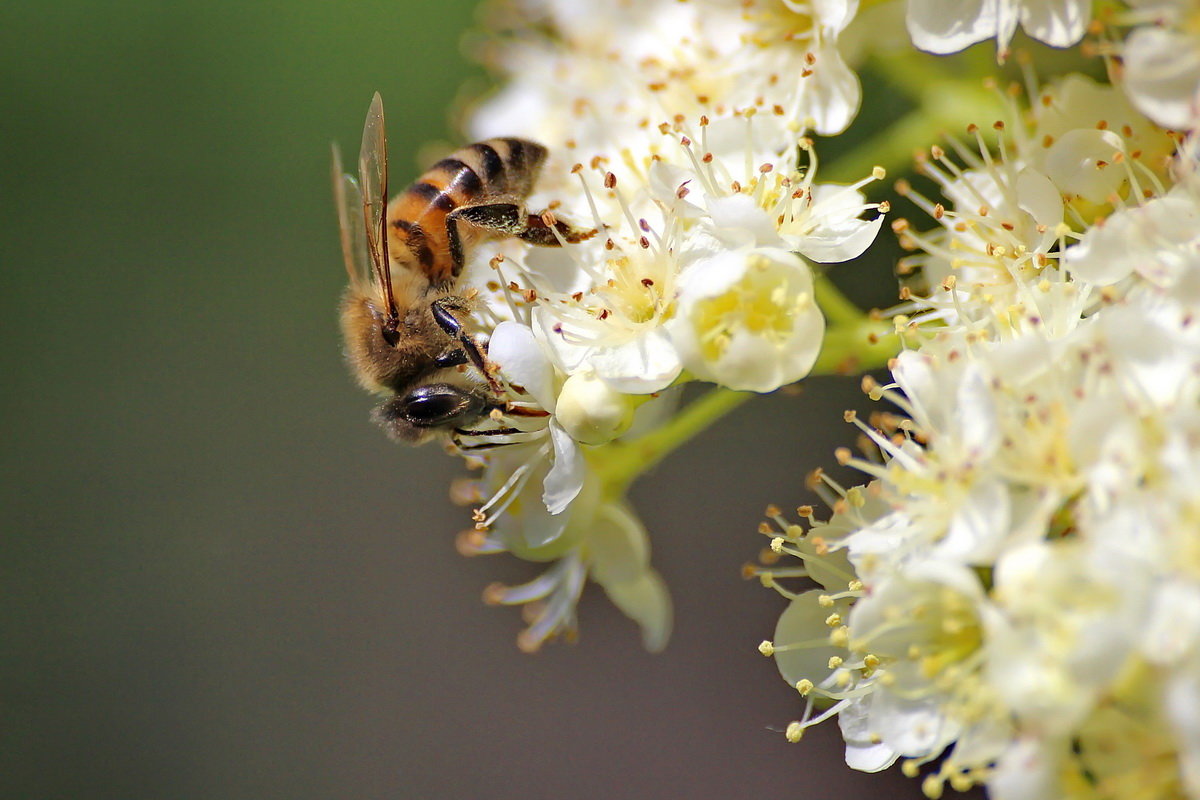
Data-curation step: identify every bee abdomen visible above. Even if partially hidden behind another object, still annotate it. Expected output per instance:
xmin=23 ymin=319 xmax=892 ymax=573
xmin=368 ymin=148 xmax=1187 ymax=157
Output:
xmin=386 ymin=137 xmax=551 ymax=282
xmin=455 ymin=138 xmax=547 ymax=198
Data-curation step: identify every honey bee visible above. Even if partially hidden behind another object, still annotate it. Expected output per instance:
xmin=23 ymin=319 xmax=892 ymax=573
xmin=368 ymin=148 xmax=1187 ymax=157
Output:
xmin=333 ymin=93 xmax=592 ymax=445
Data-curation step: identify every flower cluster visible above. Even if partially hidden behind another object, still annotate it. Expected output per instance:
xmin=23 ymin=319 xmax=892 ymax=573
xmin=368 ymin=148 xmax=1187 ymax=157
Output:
xmin=755 ymin=61 xmax=1200 ymax=799
xmin=447 ymin=0 xmax=884 ymax=650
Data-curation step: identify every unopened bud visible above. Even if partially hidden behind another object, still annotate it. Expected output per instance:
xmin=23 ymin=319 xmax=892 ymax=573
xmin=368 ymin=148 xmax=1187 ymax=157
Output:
xmin=555 ymin=372 xmax=637 ymax=445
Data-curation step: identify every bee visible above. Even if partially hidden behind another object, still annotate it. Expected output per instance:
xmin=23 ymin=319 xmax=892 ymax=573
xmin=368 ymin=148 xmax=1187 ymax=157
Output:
xmin=333 ymin=93 xmax=592 ymax=445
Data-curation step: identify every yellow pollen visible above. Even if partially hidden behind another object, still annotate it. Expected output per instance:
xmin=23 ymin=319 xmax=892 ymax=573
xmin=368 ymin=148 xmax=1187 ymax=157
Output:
xmin=691 ymin=255 xmax=810 ymax=361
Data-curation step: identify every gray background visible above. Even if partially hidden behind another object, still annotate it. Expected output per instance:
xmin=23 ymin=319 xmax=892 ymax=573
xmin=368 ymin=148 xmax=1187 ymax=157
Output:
xmin=1 ymin=1 xmax=977 ymax=797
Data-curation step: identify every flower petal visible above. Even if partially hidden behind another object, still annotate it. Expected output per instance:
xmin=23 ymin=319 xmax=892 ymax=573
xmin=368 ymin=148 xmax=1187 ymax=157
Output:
xmin=489 ymin=320 xmax=558 ymax=411
xmin=601 ymin=569 xmax=673 ymax=653
xmin=906 ymin=0 xmax=993 ymax=54
xmin=542 ymin=420 xmax=585 ymax=515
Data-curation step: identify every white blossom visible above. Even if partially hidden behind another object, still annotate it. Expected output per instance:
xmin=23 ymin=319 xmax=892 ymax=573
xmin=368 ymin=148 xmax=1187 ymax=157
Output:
xmin=445 ymin=0 xmax=885 ymax=653
xmin=473 ymin=0 xmax=864 ymax=156
xmin=670 ymin=247 xmax=824 ymax=392
xmin=905 ymin=0 xmax=1090 ymax=60
xmin=1064 ymin=183 xmax=1200 ymax=292
xmin=1119 ymin=0 xmax=1200 ymax=131
xmin=758 ymin=98 xmax=1200 ymax=797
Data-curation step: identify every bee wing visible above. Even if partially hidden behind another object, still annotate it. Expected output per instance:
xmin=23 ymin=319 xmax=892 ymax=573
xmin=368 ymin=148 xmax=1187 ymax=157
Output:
xmin=358 ymin=92 xmax=397 ymax=318
xmin=331 ymin=143 xmax=371 ymax=291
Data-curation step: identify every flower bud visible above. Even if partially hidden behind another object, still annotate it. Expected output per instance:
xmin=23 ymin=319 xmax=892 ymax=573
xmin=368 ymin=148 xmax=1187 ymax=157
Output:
xmin=555 ymin=372 xmax=636 ymax=445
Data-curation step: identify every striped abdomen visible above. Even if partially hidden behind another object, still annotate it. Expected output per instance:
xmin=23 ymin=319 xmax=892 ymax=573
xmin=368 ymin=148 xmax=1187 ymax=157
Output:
xmin=387 ymin=138 xmax=548 ymax=286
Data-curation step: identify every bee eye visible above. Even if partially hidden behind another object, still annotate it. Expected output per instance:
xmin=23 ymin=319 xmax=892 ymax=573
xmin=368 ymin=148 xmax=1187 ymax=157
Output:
xmin=405 ymin=392 xmax=464 ymax=424
xmin=396 ymin=384 xmax=487 ymax=428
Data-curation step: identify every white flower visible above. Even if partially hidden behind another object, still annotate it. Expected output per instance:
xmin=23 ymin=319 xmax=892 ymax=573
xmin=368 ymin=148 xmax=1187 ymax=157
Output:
xmin=449 ymin=0 xmax=885 ymax=653
xmin=470 ymin=0 xmax=864 ymax=159
xmin=1020 ymin=74 xmax=1176 ymax=207
xmin=896 ymin=147 xmax=1064 ymax=320
xmin=584 ymin=499 xmax=672 ymax=652
xmin=1064 ymin=183 xmax=1200 ymax=291
xmin=528 ymin=211 xmax=686 ymax=395
xmin=670 ymin=248 xmax=824 ymax=392
xmin=987 ymin=736 xmax=1064 ymax=800
xmin=759 ymin=93 xmax=1200 ymax=796
xmin=1120 ymin=0 xmax=1200 ymax=131
xmin=986 ymin=541 xmax=1149 ymax=732
xmin=468 ymin=473 xmax=673 ymax=653
xmin=488 ymin=118 xmax=884 ymax=398
xmin=905 ymin=0 xmax=1090 ymax=60
xmin=487 ymin=320 xmax=585 ymax=520
xmin=761 ymin=502 xmax=1009 ymax=790
xmin=454 ymin=326 xmax=677 ymax=652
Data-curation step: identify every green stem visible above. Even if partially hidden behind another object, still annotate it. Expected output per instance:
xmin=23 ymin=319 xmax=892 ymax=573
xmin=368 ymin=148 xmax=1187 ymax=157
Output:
xmin=595 ymin=386 xmax=750 ymax=494
xmin=813 ymin=272 xmax=866 ymax=328
xmin=813 ymin=318 xmax=899 ymax=375
xmin=593 ymin=316 xmax=901 ymax=494
xmin=823 ymin=53 xmax=1000 ymax=184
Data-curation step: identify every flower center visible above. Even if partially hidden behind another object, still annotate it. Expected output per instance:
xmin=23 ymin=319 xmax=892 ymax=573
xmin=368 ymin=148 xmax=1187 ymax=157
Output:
xmin=692 ymin=255 xmax=811 ymax=360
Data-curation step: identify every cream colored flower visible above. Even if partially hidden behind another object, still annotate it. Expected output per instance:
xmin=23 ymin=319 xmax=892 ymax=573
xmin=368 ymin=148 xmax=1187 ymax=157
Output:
xmin=905 ymin=0 xmax=1090 ymax=60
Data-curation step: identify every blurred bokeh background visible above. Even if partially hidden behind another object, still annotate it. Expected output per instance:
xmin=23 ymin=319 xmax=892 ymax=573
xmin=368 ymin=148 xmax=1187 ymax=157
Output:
xmin=1 ymin=2 xmax=970 ymax=798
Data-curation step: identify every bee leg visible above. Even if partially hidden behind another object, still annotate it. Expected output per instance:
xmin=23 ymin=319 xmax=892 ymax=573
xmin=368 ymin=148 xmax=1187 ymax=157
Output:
xmin=500 ymin=404 xmax=550 ymax=418
xmin=430 ymin=297 xmax=504 ymax=393
xmin=453 ymin=427 xmax=527 ymax=437
xmin=434 ymin=348 xmax=470 ymax=369
xmin=453 ymin=439 xmax=523 ymax=452
xmin=451 ymin=203 xmax=595 ymax=247
xmin=519 ymin=210 xmax=596 ymax=246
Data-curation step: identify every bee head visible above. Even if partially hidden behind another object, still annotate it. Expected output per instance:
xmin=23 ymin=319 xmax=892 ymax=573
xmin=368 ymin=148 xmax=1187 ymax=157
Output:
xmin=371 ymin=383 xmax=492 ymax=444
xmin=340 ymin=290 xmax=442 ymax=393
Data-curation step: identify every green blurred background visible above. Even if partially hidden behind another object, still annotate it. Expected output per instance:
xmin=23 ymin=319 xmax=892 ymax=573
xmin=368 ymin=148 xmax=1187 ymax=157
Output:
xmin=2 ymin=2 xmax=958 ymax=797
